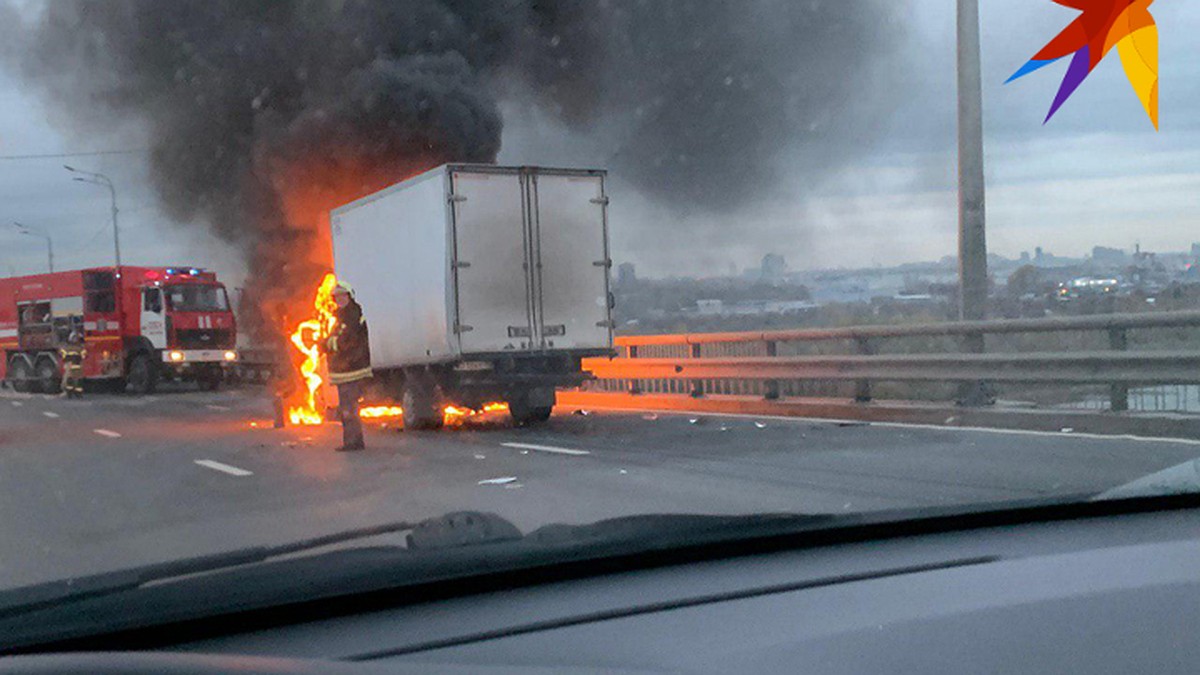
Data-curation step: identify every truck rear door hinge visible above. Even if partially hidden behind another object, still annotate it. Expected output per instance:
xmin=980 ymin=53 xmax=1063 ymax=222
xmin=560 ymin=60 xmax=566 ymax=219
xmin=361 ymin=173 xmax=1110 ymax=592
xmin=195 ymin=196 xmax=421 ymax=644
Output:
xmin=454 ymin=323 xmax=474 ymax=334
xmin=449 ymin=194 xmax=468 ymax=203
xmin=590 ymin=196 xmax=610 ymax=206
xmin=454 ymin=261 xmax=471 ymax=268
xmin=595 ymin=320 xmax=616 ymax=328
xmin=593 ymin=259 xmax=613 ymax=268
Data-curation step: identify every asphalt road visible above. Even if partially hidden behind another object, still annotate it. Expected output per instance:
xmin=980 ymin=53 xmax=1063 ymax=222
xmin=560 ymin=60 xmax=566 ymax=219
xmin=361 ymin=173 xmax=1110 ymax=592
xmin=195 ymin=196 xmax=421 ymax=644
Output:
xmin=1 ymin=385 xmax=1198 ymax=590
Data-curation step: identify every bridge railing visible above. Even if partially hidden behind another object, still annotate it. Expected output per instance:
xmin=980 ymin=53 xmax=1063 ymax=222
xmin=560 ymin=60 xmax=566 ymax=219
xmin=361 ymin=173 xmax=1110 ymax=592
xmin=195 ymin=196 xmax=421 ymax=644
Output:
xmin=584 ymin=310 xmax=1200 ymax=413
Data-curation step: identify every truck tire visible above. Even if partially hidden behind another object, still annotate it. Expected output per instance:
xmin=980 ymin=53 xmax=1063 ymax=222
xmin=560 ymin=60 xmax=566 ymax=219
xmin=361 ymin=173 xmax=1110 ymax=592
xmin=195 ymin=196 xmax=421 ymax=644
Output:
xmin=125 ymin=353 xmax=158 ymax=395
xmin=35 ymin=357 xmax=61 ymax=395
xmin=510 ymin=400 xmax=553 ymax=426
xmin=7 ymin=357 xmax=32 ymax=394
xmin=510 ymin=387 xmax=555 ymax=426
xmin=402 ymin=383 xmax=443 ymax=431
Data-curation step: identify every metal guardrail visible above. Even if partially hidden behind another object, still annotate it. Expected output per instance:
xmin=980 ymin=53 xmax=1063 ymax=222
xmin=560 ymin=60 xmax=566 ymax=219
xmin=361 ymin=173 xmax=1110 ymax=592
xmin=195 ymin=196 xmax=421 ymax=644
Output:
xmin=587 ymin=311 xmax=1200 ymax=412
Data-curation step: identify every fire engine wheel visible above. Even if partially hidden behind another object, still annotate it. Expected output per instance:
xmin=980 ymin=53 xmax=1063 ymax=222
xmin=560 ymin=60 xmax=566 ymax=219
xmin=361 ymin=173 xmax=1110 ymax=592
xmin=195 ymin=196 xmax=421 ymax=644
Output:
xmin=125 ymin=353 xmax=158 ymax=395
xmin=402 ymin=384 xmax=443 ymax=431
xmin=197 ymin=367 xmax=222 ymax=392
xmin=7 ymin=358 xmax=32 ymax=394
xmin=35 ymin=358 xmax=61 ymax=396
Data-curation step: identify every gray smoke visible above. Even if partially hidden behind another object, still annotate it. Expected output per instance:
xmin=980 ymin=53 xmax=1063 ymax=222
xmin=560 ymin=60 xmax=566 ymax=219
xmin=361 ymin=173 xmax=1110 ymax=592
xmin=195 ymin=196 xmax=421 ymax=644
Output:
xmin=3 ymin=0 xmax=906 ymax=334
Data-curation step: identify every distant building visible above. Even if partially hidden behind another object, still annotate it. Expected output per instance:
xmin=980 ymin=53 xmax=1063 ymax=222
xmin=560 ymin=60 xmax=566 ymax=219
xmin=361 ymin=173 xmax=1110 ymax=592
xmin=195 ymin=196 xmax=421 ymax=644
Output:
xmin=1192 ymin=243 xmax=1200 ymax=260
xmin=761 ymin=254 xmax=787 ymax=283
xmin=617 ymin=262 xmax=637 ymax=286
xmin=1092 ymin=246 xmax=1127 ymax=266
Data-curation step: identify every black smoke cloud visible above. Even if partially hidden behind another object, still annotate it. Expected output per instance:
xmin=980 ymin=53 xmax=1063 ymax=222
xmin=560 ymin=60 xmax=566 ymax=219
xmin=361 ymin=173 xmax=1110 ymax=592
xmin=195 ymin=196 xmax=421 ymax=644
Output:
xmin=3 ymin=0 xmax=906 ymax=333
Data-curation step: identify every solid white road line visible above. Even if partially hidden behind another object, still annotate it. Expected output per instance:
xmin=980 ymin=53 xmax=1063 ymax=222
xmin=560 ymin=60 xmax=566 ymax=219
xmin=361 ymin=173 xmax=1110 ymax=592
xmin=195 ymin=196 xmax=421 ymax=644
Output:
xmin=194 ymin=459 xmax=253 ymax=477
xmin=502 ymin=442 xmax=591 ymax=456
xmin=93 ymin=429 xmax=122 ymax=438
xmin=559 ymin=405 xmax=1200 ymax=447
xmin=42 ymin=411 xmax=59 ymax=419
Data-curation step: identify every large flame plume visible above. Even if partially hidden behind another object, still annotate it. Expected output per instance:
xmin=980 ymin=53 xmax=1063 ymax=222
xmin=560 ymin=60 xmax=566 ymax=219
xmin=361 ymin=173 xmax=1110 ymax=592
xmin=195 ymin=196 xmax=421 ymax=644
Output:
xmin=287 ymin=273 xmax=340 ymax=426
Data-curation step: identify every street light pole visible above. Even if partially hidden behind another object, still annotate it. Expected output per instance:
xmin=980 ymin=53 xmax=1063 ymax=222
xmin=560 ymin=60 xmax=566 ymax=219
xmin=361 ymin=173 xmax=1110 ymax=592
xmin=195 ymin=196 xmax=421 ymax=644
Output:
xmin=957 ymin=0 xmax=989 ymax=324
xmin=64 ymin=165 xmax=121 ymax=268
xmin=12 ymin=221 xmax=54 ymax=273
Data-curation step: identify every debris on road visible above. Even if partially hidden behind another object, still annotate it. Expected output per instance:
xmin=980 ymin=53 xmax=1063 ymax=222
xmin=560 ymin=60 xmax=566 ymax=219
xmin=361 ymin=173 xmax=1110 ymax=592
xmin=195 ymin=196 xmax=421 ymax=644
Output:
xmin=481 ymin=475 xmax=518 ymax=484
xmin=572 ymin=409 xmax=592 ymax=416
xmin=1061 ymin=427 xmax=1075 ymax=434
xmin=944 ymin=416 xmax=957 ymax=425
xmin=619 ymin=469 xmax=628 ymax=475
xmin=474 ymin=454 xmax=486 ymax=460
xmin=719 ymin=426 xmax=730 ymax=432
xmin=643 ymin=413 xmax=659 ymax=421
xmin=754 ymin=422 xmax=767 ymax=429
xmin=688 ymin=418 xmax=703 ymax=425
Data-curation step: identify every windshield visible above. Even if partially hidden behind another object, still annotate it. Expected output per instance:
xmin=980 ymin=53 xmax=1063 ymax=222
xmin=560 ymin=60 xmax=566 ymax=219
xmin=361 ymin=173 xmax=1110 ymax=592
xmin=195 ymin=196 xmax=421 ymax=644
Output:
xmin=1 ymin=0 xmax=1199 ymax=635
xmin=165 ymin=285 xmax=229 ymax=313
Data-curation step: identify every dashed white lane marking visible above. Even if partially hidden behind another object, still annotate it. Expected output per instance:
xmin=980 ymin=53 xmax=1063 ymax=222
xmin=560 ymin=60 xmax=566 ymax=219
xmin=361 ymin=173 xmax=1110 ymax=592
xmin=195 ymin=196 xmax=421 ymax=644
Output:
xmin=11 ymin=401 xmax=23 ymax=407
xmin=205 ymin=404 xmax=230 ymax=411
xmin=194 ymin=459 xmax=253 ymax=477
xmin=42 ymin=411 xmax=59 ymax=419
xmin=502 ymin=442 xmax=590 ymax=456
xmin=93 ymin=429 xmax=122 ymax=438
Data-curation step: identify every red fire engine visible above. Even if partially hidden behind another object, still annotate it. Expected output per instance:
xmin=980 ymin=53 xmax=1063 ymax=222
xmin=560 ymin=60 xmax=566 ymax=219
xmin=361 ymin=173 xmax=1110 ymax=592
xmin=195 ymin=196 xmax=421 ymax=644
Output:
xmin=0 ymin=266 xmax=238 ymax=394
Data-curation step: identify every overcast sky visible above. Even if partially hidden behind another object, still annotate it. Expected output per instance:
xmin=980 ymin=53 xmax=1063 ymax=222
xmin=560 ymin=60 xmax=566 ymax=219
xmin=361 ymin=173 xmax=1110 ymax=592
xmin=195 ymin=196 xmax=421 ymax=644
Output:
xmin=1 ymin=0 xmax=1197 ymax=284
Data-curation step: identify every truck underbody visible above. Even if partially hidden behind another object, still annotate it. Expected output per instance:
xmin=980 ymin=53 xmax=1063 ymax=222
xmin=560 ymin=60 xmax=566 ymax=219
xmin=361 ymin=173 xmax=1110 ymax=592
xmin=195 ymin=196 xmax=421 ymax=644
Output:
xmin=369 ymin=349 xmax=611 ymax=429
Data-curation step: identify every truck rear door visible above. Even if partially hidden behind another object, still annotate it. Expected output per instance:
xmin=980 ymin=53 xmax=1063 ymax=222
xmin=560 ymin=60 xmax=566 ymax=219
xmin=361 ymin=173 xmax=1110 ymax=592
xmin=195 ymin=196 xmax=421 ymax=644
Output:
xmin=449 ymin=168 xmax=534 ymax=353
xmin=531 ymin=170 xmax=612 ymax=350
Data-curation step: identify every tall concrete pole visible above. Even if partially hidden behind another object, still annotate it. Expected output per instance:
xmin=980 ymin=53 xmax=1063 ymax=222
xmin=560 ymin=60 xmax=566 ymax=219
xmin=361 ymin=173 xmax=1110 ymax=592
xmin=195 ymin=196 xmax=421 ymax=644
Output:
xmin=957 ymin=0 xmax=988 ymax=323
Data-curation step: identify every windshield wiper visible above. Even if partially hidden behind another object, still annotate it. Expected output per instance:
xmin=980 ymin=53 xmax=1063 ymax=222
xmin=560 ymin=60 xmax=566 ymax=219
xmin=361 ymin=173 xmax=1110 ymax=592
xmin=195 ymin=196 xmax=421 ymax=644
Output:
xmin=0 ymin=519 xmax=418 ymax=619
xmin=0 ymin=511 xmax=828 ymax=623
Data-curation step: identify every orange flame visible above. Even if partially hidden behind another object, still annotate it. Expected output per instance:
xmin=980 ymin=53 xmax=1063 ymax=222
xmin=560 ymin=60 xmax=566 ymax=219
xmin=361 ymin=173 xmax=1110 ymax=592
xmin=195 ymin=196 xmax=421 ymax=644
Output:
xmin=287 ymin=273 xmax=340 ymax=426
xmin=442 ymin=402 xmax=509 ymax=426
xmin=359 ymin=405 xmax=404 ymax=419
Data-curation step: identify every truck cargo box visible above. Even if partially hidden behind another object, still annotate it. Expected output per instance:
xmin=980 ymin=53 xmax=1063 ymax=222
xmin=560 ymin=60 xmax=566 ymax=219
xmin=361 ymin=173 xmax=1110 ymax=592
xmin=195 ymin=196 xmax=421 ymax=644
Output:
xmin=331 ymin=164 xmax=614 ymax=370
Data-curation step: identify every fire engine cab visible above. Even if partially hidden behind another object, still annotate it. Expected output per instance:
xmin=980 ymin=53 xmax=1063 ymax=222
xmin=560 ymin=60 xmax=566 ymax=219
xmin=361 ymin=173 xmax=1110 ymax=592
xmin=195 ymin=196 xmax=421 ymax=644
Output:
xmin=0 ymin=266 xmax=238 ymax=394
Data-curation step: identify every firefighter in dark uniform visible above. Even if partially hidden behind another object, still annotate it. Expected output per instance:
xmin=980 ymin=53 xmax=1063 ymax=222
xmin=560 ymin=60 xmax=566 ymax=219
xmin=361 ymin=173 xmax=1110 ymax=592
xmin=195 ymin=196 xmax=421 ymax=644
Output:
xmin=325 ymin=281 xmax=371 ymax=451
xmin=60 ymin=328 xmax=86 ymax=399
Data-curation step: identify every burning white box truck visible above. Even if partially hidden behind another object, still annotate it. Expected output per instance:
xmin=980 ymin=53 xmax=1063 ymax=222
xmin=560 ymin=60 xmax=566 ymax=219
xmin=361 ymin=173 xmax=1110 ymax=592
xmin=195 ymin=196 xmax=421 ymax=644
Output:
xmin=330 ymin=164 xmax=615 ymax=429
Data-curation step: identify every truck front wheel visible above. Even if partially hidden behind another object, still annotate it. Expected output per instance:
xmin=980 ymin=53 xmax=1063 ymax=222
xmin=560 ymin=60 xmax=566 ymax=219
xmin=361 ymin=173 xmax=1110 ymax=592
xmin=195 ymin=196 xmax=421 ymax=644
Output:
xmin=125 ymin=353 xmax=158 ymax=395
xmin=402 ymin=383 xmax=443 ymax=431
xmin=7 ymin=358 xmax=32 ymax=394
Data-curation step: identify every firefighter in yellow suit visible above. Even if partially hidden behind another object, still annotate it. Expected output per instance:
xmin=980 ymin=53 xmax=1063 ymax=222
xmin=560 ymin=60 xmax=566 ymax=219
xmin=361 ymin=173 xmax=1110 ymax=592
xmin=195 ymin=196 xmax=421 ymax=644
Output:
xmin=60 ymin=329 xmax=86 ymax=399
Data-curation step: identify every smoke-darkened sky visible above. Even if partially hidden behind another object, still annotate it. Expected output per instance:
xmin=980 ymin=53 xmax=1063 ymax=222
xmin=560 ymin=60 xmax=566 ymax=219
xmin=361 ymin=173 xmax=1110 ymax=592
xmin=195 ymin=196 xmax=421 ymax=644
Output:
xmin=1 ymin=0 xmax=1198 ymax=284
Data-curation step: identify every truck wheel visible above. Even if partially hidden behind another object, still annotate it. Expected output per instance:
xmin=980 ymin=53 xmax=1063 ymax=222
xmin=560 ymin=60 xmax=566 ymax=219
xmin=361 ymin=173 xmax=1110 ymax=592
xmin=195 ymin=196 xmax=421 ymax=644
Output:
xmin=510 ymin=401 xmax=553 ymax=426
xmin=125 ymin=353 xmax=158 ymax=395
xmin=35 ymin=358 xmax=61 ymax=395
xmin=510 ymin=387 xmax=555 ymax=426
xmin=8 ymin=358 xmax=32 ymax=394
xmin=402 ymin=384 xmax=443 ymax=431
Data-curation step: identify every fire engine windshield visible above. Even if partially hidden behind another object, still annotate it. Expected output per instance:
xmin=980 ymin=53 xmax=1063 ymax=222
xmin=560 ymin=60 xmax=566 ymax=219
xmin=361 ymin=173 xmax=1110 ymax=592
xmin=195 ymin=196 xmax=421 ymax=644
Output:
xmin=165 ymin=285 xmax=229 ymax=313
